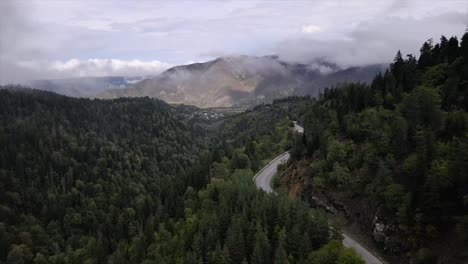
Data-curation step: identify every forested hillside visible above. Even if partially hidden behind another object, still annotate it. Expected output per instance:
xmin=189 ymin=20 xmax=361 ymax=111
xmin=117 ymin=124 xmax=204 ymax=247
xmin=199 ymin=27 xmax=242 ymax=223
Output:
xmin=0 ymin=89 xmax=361 ymax=263
xmin=290 ymin=32 xmax=468 ymax=262
xmin=0 ymin=88 xmax=212 ymax=263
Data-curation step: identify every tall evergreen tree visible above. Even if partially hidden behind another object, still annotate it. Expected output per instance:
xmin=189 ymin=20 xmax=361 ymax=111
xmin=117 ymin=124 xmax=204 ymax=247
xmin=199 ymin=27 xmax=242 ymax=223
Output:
xmin=251 ymin=225 xmax=271 ymax=264
xmin=418 ymin=39 xmax=434 ymax=69
xmin=226 ymin=217 xmax=246 ymax=264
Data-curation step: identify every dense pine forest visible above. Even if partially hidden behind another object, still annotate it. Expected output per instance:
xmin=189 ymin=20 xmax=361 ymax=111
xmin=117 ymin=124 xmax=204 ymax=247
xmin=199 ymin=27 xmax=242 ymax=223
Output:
xmin=0 ymin=90 xmax=360 ymax=263
xmin=2 ymin=27 xmax=467 ymax=264
xmin=289 ymin=32 xmax=468 ymax=262
xmin=0 ymin=89 xmax=209 ymax=263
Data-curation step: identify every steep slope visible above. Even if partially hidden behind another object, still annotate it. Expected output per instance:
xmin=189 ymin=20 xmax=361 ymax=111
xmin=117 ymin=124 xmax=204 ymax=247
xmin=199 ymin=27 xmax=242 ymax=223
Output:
xmin=100 ymin=55 xmax=383 ymax=108
xmin=0 ymin=87 xmax=211 ymax=262
xmin=287 ymin=32 xmax=468 ymax=263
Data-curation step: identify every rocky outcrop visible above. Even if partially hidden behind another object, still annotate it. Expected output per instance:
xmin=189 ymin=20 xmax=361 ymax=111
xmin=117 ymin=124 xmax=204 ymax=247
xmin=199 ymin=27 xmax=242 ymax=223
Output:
xmin=372 ymin=207 xmax=410 ymax=255
xmin=306 ymin=190 xmax=407 ymax=256
xmin=310 ymin=195 xmax=338 ymax=214
xmin=282 ymin=160 xmax=410 ymax=259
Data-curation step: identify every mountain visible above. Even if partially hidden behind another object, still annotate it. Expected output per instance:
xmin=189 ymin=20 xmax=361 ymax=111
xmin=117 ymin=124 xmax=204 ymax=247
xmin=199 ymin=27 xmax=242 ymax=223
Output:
xmin=99 ymin=55 xmax=384 ymax=108
xmin=29 ymin=76 xmax=151 ymax=98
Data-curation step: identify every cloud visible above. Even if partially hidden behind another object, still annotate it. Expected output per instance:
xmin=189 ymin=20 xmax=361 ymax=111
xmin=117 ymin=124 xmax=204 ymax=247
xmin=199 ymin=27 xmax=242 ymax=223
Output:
xmin=51 ymin=59 xmax=170 ymax=77
xmin=1 ymin=0 xmax=467 ymax=84
xmin=277 ymin=11 xmax=468 ymax=68
xmin=301 ymin=25 xmax=322 ymax=34
xmin=306 ymin=63 xmax=335 ymax=74
xmin=17 ymin=59 xmax=172 ymax=80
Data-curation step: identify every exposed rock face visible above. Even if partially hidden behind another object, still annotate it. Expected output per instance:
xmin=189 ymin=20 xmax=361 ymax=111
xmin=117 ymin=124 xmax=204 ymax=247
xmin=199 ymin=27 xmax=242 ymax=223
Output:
xmin=283 ymin=160 xmax=414 ymax=261
xmin=310 ymin=195 xmax=338 ymax=214
xmin=373 ymin=221 xmax=386 ymax=243
xmin=372 ymin=207 xmax=409 ymax=255
xmin=308 ymin=193 xmax=410 ymax=256
xmin=99 ymin=55 xmax=384 ymax=108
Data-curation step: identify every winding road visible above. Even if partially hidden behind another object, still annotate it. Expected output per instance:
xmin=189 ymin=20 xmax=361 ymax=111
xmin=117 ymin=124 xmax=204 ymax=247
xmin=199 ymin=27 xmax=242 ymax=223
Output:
xmin=342 ymin=235 xmax=383 ymax=264
xmin=253 ymin=121 xmax=383 ymax=264
xmin=254 ymin=151 xmax=290 ymax=193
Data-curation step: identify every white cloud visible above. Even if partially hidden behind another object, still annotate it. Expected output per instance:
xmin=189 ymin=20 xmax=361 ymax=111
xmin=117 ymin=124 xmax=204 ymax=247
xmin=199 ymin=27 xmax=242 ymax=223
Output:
xmin=50 ymin=59 xmax=171 ymax=77
xmin=10 ymin=59 xmax=172 ymax=82
xmin=278 ymin=11 xmax=468 ymax=67
xmin=1 ymin=0 xmax=467 ymax=84
xmin=301 ymin=25 xmax=322 ymax=34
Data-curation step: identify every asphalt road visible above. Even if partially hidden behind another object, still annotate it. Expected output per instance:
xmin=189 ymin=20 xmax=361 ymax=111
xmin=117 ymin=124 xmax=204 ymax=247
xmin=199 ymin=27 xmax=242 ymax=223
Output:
xmin=253 ymin=122 xmax=384 ymax=264
xmin=253 ymin=122 xmax=303 ymax=193
xmin=343 ymin=234 xmax=383 ymax=264
xmin=254 ymin=151 xmax=290 ymax=193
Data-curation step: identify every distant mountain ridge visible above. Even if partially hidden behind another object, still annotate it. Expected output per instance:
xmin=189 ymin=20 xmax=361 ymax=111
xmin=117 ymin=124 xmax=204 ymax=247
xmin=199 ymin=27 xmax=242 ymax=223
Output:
xmin=99 ymin=55 xmax=385 ymax=108
xmin=29 ymin=76 xmax=151 ymax=98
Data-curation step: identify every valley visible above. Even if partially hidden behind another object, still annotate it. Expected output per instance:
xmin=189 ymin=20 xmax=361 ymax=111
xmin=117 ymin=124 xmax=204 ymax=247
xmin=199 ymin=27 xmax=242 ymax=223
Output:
xmin=0 ymin=4 xmax=467 ymax=262
xmin=0 ymin=90 xmax=363 ymax=263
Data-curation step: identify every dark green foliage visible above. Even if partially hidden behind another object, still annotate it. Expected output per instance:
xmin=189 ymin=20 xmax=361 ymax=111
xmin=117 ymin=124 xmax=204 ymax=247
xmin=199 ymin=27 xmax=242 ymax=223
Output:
xmin=418 ymin=39 xmax=434 ymax=69
xmin=0 ymin=90 xmax=342 ymax=263
xmin=182 ymin=176 xmax=332 ymax=264
xmin=0 ymin=89 xmax=210 ymax=263
xmin=306 ymin=240 xmax=364 ymax=264
xmin=294 ymin=32 xmax=468 ymax=261
xmin=209 ymin=98 xmax=309 ymax=181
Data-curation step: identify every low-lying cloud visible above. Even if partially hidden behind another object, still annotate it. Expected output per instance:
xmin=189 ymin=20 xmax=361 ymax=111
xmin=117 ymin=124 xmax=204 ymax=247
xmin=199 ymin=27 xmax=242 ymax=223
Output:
xmin=2 ymin=58 xmax=171 ymax=84
xmin=25 ymin=59 xmax=171 ymax=79
xmin=1 ymin=0 xmax=467 ymax=84
xmin=301 ymin=25 xmax=322 ymax=34
xmin=277 ymin=12 xmax=468 ymax=68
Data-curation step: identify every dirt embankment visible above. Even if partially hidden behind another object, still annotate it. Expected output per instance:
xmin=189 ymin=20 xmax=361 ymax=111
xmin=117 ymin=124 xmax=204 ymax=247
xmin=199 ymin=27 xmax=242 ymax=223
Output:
xmin=280 ymin=159 xmax=402 ymax=263
xmin=279 ymin=159 xmax=308 ymax=199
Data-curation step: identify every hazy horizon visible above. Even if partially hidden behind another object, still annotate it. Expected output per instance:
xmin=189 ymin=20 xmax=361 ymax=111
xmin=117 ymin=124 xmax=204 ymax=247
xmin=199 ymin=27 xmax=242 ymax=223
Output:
xmin=1 ymin=0 xmax=467 ymax=84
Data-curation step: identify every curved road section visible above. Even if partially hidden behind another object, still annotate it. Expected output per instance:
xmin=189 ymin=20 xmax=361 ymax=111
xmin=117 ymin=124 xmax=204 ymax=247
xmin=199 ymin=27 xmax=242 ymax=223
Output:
xmin=343 ymin=235 xmax=383 ymax=264
xmin=253 ymin=121 xmax=383 ymax=264
xmin=254 ymin=151 xmax=290 ymax=193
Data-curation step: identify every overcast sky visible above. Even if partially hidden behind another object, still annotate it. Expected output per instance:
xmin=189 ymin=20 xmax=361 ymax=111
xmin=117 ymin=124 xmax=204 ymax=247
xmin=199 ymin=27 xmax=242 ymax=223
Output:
xmin=1 ymin=0 xmax=467 ymax=84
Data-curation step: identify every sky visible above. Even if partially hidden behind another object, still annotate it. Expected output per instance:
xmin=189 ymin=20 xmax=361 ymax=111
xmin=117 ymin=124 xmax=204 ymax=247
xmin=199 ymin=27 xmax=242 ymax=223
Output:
xmin=0 ymin=0 xmax=467 ymax=84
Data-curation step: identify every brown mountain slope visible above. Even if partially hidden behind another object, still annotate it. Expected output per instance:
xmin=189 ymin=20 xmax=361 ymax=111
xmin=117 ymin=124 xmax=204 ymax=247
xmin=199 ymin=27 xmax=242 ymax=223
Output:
xmin=100 ymin=55 xmax=384 ymax=108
